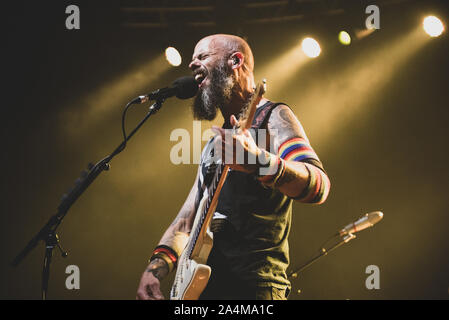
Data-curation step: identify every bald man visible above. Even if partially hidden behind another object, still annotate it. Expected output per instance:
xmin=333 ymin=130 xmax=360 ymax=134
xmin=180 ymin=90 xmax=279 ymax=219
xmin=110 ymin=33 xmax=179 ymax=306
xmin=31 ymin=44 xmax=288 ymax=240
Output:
xmin=136 ymin=34 xmax=331 ymax=300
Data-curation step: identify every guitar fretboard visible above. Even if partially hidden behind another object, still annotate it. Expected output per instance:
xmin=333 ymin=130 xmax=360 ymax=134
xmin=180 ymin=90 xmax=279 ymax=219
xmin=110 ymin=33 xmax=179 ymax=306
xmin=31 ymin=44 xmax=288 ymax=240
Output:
xmin=186 ymin=161 xmax=226 ymax=259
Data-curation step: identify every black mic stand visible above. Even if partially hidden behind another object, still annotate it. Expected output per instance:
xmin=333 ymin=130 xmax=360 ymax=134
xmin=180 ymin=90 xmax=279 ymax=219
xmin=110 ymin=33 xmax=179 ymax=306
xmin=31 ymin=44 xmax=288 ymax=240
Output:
xmin=288 ymin=232 xmax=356 ymax=283
xmin=11 ymin=98 xmax=165 ymax=300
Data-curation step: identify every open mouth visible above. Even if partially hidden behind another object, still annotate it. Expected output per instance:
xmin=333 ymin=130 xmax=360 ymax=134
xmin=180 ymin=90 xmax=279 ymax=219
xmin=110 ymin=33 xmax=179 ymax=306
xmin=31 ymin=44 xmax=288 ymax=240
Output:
xmin=194 ymin=71 xmax=207 ymax=87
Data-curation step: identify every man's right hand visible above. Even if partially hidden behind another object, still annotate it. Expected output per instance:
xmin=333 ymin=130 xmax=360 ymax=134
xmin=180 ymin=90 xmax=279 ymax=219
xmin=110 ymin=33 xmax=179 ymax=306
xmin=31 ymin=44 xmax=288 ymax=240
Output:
xmin=136 ymin=258 xmax=169 ymax=300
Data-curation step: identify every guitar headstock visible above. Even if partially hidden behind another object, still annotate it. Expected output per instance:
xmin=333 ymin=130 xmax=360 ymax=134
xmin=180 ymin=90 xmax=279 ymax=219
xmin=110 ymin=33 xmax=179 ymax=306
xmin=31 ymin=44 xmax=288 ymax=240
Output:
xmin=236 ymin=79 xmax=267 ymax=131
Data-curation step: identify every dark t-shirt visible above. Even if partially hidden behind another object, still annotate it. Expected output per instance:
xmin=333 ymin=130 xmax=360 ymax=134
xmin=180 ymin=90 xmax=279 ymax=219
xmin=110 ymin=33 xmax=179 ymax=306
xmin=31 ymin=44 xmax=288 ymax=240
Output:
xmin=196 ymin=101 xmax=292 ymax=291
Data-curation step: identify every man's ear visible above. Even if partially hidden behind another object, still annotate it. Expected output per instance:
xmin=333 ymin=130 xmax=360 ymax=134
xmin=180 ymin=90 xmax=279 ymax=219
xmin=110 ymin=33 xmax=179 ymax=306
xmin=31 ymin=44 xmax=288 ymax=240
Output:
xmin=230 ymin=52 xmax=244 ymax=69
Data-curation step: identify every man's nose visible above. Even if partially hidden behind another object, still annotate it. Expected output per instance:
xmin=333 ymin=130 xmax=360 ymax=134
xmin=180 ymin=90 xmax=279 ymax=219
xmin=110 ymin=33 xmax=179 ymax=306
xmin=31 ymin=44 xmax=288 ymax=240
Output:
xmin=189 ymin=59 xmax=200 ymax=71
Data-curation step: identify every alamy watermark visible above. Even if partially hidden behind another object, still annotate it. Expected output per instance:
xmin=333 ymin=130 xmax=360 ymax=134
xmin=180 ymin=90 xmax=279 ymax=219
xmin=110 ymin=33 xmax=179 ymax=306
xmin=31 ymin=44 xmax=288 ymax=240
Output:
xmin=65 ymin=265 xmax=80 ymax=290
xmin=169 ymin=121 xmax=279 ymax=175
xmin=65 ymin=5 xmax=80 ymax=30
xmin=365 ymin=265 xmax=380 ymax=290
xmin=365 ymin=5 xmax=380 ymax=30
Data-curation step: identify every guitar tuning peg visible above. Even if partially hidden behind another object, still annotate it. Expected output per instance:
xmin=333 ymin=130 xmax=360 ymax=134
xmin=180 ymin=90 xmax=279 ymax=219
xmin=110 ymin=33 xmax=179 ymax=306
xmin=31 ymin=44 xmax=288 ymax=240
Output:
xmin=74 ymin=177 xmax=82 ymax=186
xmin=60 ymin=193 xmax=68 ymax=202
xmin=262 ymin=78 xmax=267 ymax=93
xmin=87 ymin=162 xmax=94 ymax=170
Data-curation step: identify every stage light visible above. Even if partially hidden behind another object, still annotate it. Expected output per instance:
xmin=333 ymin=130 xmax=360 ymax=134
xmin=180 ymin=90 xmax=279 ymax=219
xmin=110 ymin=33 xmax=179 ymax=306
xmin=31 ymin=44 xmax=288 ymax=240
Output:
xmin=338 ymin=31 xmax=351 ymax=45
xmin=165 ymin=47 xmax=182 ymax=66
xmin=301 ymin=37 xmax=321 ymax=58
xmin=355 ymin=28 xmax=376 ymax=40
xmin=293 ymin=26 xmax=428 ymax=150
xmin=423 ymin=16 xmax=444 ymax=37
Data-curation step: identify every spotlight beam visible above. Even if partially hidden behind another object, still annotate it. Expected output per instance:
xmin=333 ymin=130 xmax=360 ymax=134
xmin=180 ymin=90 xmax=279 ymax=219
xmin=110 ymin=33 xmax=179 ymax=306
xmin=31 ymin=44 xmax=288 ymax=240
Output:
xmin=255 ymin=42 xmax=309 ymax=99
xmin=59 ymin=55 xmax=171 ymax=139
xmin=293 ymin=26 xmax=430 ymax=149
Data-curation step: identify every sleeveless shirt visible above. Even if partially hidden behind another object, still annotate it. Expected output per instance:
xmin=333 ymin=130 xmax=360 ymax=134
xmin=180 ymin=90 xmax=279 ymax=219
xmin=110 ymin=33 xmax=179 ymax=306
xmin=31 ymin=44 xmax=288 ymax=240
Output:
xmin=196 ymin=101 xmax=293 ymax=290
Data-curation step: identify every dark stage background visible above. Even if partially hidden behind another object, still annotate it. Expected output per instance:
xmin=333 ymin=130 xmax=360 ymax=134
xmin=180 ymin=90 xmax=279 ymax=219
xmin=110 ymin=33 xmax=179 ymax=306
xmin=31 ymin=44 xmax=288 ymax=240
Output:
xmin=2 ymin=0 xmax=449 ymax=299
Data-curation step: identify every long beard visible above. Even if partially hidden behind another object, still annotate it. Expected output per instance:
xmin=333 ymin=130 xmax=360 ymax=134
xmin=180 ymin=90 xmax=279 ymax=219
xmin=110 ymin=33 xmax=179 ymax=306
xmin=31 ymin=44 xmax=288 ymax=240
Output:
xmin=192 ymin=61 xmax=235 ymax=121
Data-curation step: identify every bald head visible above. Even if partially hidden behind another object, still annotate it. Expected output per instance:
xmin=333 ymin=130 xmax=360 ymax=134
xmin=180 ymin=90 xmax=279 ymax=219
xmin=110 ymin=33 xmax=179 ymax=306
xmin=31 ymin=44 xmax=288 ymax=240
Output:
xmin=195 ymin=34 xmax=254 ymax=73
xmin=189 ymin=34 xmax=256 ymax=121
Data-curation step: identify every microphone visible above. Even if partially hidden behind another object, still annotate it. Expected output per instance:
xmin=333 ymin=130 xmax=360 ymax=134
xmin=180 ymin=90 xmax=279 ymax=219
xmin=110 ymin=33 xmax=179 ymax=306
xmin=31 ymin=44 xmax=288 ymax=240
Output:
xmin=339 ymin=211 xmax=383 ymax=236
xmin=132 ymin=76 xmax=198 ymax=104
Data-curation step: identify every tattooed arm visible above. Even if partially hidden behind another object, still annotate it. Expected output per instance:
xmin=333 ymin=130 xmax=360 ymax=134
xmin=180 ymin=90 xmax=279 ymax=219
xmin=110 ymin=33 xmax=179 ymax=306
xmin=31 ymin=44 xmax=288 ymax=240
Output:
xmin=266 ymin=105 xmax=331 ymax=204
xmin=212 ymin=103 xmax=330 ymax=203
xmin=136 ymin=168 xmax=199 ymax=300
xmin=157 ymin=166 xmax=199 ymax=252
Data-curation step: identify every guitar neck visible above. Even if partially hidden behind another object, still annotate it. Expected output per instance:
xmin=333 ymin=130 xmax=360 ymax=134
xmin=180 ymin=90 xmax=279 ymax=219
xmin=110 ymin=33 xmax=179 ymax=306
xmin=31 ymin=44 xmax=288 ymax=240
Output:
xmin=184 ymin=80 xmax=266 ymax=260
xmin=186 ymin=162 xmax=228 ymax=259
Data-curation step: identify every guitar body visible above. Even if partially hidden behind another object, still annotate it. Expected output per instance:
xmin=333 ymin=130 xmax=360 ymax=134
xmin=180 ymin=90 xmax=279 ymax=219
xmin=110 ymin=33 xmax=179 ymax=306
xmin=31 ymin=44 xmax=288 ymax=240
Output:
xmin=169 ymin=80 xmax=266 ymax=300
xmin=170 ymin=258 xmax=211 ymax=300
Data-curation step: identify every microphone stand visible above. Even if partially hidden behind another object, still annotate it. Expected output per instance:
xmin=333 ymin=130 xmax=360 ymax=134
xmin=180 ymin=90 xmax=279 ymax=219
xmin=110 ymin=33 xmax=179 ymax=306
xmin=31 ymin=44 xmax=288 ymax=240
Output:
xmin=288 ymin=233 xmax=356 ymax=280
xmin=11 ymin=98 xmax=165 ymax=300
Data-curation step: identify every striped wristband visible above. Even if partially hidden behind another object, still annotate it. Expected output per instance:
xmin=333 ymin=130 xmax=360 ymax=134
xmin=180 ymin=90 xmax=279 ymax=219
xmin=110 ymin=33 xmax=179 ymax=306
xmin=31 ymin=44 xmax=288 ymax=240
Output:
xmin=149 ymin=245 xmax=178 ymax=273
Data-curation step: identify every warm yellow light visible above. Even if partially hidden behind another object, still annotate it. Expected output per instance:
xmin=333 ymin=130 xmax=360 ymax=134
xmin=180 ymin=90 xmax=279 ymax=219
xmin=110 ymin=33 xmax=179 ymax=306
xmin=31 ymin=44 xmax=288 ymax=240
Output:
xmin=338 ymin=31 xmax=351 ymax=45
xmin=423 ymin=16 xmax=444 ymax=37
xmin=301 ymin=37 xmax=321 ymax=58
xmin=165 ymin=47 xmax=182 ymax=66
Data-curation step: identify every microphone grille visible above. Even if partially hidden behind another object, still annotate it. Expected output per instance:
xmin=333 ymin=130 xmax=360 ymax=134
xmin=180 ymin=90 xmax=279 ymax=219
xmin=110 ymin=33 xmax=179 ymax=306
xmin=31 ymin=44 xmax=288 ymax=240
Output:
xmin=173 ymin=76 xmax=198 ymax=99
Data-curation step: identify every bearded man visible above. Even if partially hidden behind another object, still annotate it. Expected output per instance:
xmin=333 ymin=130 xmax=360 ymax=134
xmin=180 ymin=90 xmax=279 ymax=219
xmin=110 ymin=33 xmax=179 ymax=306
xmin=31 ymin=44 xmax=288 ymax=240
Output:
xmin=136 ymin=34 xmax=330 ymax=300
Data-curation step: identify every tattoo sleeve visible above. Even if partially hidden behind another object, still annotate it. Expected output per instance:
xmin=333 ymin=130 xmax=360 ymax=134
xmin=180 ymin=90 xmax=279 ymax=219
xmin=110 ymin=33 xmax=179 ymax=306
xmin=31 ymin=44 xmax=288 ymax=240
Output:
xmin=155 ymin=167 xmax=199 ymax=262
xmin=266 ymin=105 xmax=331 ymax=203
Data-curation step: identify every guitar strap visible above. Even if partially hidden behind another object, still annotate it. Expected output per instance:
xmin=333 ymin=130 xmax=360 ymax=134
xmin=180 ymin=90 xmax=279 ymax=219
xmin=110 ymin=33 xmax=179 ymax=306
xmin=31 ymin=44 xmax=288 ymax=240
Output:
xmin=251 ymin=101 xmax=286 ymax=129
